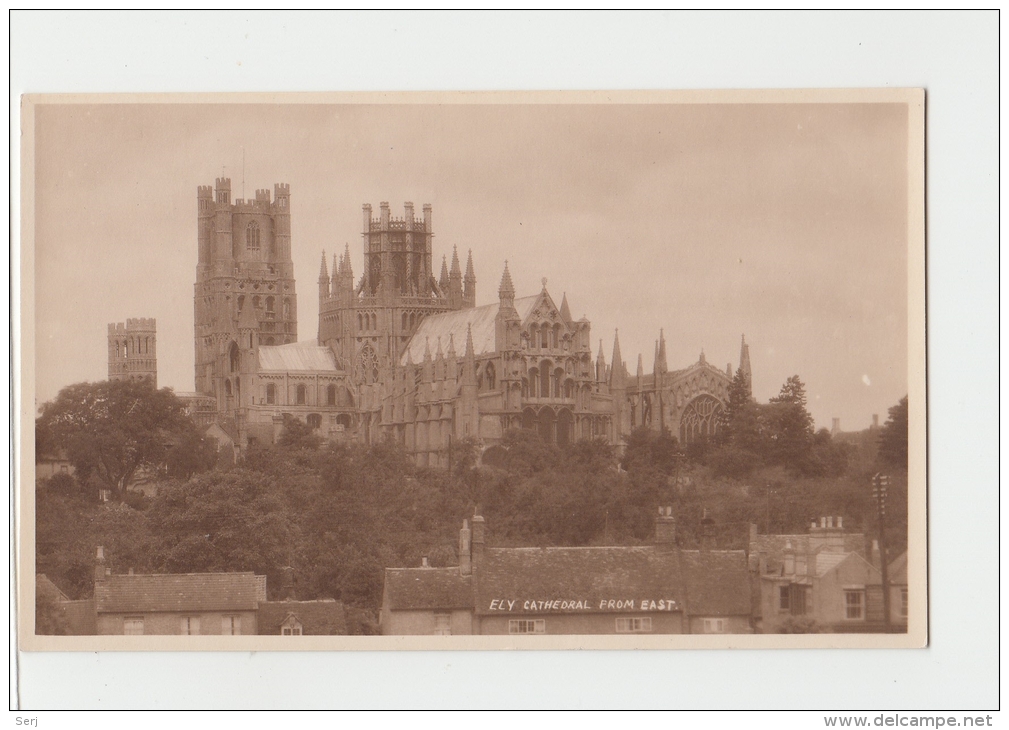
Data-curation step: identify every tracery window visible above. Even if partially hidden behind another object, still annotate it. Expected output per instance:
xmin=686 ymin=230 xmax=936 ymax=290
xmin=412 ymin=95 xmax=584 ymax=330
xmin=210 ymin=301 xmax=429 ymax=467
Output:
xmin=246 ymin=221 xmax=261 ymax=252
xmin=678 ymin=394 xmax=724 ymax=444
xmin=356 ymin=344 xmax=380 ymax=384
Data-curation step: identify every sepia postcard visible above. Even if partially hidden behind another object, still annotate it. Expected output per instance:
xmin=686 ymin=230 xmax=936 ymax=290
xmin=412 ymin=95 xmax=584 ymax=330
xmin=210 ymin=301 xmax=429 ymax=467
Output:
xmin=17 ymin=90 xmax=926 ymax=651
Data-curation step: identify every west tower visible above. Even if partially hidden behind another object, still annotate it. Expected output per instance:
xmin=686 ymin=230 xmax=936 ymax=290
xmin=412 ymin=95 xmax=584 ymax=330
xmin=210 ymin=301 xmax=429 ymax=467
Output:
xmin=194 ymin=178 xmax=297 ymax=414
xmin=108 ymin=318 xmax=157 ymax=387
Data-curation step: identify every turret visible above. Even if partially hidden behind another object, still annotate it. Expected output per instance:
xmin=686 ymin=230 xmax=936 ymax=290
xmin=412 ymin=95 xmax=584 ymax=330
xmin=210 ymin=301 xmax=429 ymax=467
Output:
xmin=596 ymin=340 xmax=607 ymax=383
xmin=559 ymin=293 xmax=572 ymax=323
xmin=636 ymin=353 xmax=644 ymax=387
xmin=318 ymin=251 xmax=330 ymax=300
xmin=463 ymin=249 xmax=476 ymax=308
xmin=739 ymin=334 xmax=752 ymax=397
xmin=495 ymin=261 xmax=520 ymax=353
xmin=656 ymin=329 xmax=668 ymax=375
xmin=610 ymin=330 xmax=626 ymax=389
xmin=448 ymin=246 xmax=463 ymax=308
xmin=439 ymin=255 xmax=450 ymax=291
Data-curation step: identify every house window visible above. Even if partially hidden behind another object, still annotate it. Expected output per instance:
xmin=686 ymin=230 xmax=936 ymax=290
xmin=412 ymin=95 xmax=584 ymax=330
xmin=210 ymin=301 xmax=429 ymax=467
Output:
xmin=779 ymin=586 xmax=791 ymax=612
xmin=900 ymin=589 xmax=908 ymax=618
xmin=281 ymin=626 xmax=302 ymax=636
xmin=615 ymin=617 xmax=652 ymax=633
xmin=434 ymin=612 xmax=451 ymax=636
xmin=123 ymin=617 xmax=145 ymax=635
xmin=508 ymin=619 xmax=545 ymax=635
xmin=844 ymin=590 xmax=865 ymax=620
xmin=702 ymin=618 xmax=726 ymax=634
xmin=222 ymin=615 xmax=242 ymax=635
xmin=181 ymin=616 xmax=201 ymax=635
xmin=266 ymin=383 xmax=276 ymax=405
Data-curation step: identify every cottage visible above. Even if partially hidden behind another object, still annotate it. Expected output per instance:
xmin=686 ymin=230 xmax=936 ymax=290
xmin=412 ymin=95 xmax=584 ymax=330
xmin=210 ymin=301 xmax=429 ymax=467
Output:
xmin=380 ymin=508 xmax=753 ymax=636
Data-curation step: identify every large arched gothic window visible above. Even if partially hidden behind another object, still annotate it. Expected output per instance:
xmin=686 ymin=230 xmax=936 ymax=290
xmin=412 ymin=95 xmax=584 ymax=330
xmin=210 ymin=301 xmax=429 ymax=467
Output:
xmin=246 ymin=221 xmax=261 ymax=252
xmin=229 ymin=342 xmax=240 ymax=373
xmin=679 ymin=394 xmax=724 ymax=444
xmin=356 ymin=344 xmax=380 ymax=384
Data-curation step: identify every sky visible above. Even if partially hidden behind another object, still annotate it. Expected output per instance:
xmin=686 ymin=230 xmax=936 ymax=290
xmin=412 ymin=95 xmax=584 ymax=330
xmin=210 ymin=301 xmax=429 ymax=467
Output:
xmin=32 ymin=100 xmax=909 ymax=431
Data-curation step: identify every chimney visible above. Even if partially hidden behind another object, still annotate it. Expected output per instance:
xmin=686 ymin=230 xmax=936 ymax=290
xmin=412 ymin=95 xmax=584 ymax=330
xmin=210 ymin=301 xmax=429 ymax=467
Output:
xmin=94 ymin=546 xmax=106 ymax=582
xmin=280 ymin=566 xmax=296 ymax=600
xmin=871 ymin=539 xmax=881 ymax=568
xmin=700 ymin=509 xmax=715 ymax=550
xmin=654 ymin=506 xmax=676 ymax=550
xmin=872 ymin=413 xmax=879 ymax=428
xmin=783 ymin=541 xmax=795 ymax=575
xmin=471 ymin=514 xmax=486 ymax=570
xmin=459 ymin=519 xmax=472 ymax=576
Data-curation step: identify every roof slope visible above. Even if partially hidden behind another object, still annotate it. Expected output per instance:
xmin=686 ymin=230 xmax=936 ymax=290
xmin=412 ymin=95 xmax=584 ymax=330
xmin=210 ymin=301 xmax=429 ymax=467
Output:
xmin=258 ymin=341 xmax=340 ymax=372
xmin=474 ymin=546 xmax=684 ymax=615
xmin=95 ymin=572 xmax=264 ymax=613
xmin=749 ymin=533 xmax=866 ymax=573
xmin=680 ymin=550 xmax=752 ymax=616
xmin=400 ymin=295 xmax=539 ymax=366
xmin=384 ymin=568 xmax=474 ymax=610
xmin=258 ymin=600 xmax=348 ymax=635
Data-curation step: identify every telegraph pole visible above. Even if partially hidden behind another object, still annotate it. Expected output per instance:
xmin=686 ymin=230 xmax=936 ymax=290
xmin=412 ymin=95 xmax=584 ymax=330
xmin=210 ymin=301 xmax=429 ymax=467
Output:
xmin=872 ymin=473 xmax=891 ymax=630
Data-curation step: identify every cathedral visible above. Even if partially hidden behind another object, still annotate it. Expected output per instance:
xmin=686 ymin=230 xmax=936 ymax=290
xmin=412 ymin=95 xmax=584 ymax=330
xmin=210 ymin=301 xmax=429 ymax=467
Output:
xmin=192 ymin=178 xmax=751 ymax=465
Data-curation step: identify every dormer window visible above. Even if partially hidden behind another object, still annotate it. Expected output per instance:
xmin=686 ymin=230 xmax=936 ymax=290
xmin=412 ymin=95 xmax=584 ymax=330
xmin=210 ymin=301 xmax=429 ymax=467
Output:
xmin=280 ymin=615 xmax=303 ymax=635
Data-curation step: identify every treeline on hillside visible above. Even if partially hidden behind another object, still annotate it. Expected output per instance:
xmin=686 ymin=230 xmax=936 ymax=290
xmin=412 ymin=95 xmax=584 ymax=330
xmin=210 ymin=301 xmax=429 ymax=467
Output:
xmin=35 ymin=379 xmax=909 ymax=630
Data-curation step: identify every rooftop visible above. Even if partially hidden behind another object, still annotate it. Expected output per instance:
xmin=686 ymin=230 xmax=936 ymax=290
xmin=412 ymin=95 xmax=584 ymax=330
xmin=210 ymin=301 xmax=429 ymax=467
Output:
xmin=258 ymin=341 xmax=340 ymax=372
xmin=384 ymin=567 xmax=473 ymax=610
xmin=95 ymin=572 xmax=266 ymax=614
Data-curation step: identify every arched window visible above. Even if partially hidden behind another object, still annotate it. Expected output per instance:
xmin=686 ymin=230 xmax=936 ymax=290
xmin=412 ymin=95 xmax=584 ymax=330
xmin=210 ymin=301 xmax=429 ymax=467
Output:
xmin=229 ymin=342 xmax=240 ymax=373
xmin=296 ymin=384 xmax=307 ymax=405
xmin=237 ymin=295 xmax=245 ymax=314
xmin=358 ymin=314 xmax=364 ymax=330
xmin=402 ymin=313 xmax=408 ymax=330
xmin=564 ymin=378 xmax=574 ymax=399
xmin=265 ymin=297 xmax=275 ymax=319
xmin=485 ymin=362 xmax=496 ymax=390
xmin=252 ymin=295 xmax=261 ymax=310
xmin=540 ymin=360 xmax=552 ymax=399
xmin=307 ymin=413 xmax=322 ymax=430
xmin=327 ymin=384 xmax=337 ymax=406
xmin=521 ymin=378 xmax=529 ymax=398
xmin=266 ymin=383 xmax=276 ymax=405
xmin=541 ymin=326 xmax=549 ymax=349
xmin=528 ymin=368 xmax=538 ymax=398
xmin=224 ymin=379 xmax=232 ymax=396
xmin=246 ymin=221 xmax=261 ymax=252
xmin=679 ymin=394 xmax=724 ymax=444
xmin=356 ymin=344 xmax=379 ymax=385
xmin=283 ymin=298 xmax=291 ymax=319
xmin=553 ymin=368 xmax=564 ymax=398
xmin=115 ymin=341 xmax=120 ymax=359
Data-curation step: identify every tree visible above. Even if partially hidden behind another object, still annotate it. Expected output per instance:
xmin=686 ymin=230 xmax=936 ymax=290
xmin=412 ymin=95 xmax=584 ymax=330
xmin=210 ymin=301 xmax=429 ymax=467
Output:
xmin=35 ymin=380 xmax=208 ymax=500
xmin=878 ymin=396 xmax=908 ymax=469
xmin=767 ymin=375 xmax=815 ymax=466
xmin=277 ymin=414 xmax=323 ymax=451
xmin=717 ymin=367 xmax=753 ymax=442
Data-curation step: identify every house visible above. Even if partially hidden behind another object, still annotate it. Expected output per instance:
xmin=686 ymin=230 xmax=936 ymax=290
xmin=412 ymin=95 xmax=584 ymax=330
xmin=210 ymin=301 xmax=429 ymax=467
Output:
xmin=380 ymin=508 xmax=753 ymax=636
xmin=35 ymin=574 xmax=96 ymax=635
xmin=258 ymin=599 xmax=348 ymax=636
xmin=92 ymin=547 xmax=266 ymax=635
xmin=750 ymin=517 xmax=900 ymax=633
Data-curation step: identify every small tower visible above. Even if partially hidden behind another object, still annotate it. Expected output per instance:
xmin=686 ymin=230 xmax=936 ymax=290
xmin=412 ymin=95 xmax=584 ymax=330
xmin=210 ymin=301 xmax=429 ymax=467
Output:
xmin=108 ymin=318 xmax=157 ymax=388
xmin=463 ymin=249 xmax=477 ymax=309
xmin=739 ymin=334 xmax=752 ymax=397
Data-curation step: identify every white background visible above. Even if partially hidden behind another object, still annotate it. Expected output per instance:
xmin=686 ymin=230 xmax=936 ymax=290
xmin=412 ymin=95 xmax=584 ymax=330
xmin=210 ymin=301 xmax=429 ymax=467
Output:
xmin=10 ymin=10 xmax=1000 ymax=710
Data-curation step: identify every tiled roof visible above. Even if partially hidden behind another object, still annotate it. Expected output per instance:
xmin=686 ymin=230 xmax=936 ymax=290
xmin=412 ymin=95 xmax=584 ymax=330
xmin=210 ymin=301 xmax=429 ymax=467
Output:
xmin=94 ymin=572 xmax=264 ymax=613
xmin=888 ymin=552 xmax=908 ymax=584
xmin=37 ymin=574 xmax=70 ymax=602
xmin=400 ymin=295 xmax=540 ymax=366
xmin=384 ymin=568 xmax=474 ymax=610
xmin=258 ymin=341 xmax=340 ymax=372
xmin=473 ymin=546 xmax=684 ymax=615
xmin=258 ymin=600 xmax=348 ymax=635
xmin=814 ymin=551 xmax=848 ymax=577
xmin=680 ymin=550 xmax=752 ymax=616
xmin=749 ymin=533 xmax=866 ymax=573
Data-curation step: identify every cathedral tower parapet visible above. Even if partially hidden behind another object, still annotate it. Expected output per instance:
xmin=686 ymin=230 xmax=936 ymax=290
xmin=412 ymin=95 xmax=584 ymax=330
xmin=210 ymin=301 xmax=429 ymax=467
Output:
xmin=108 ymin=318 xmax=157 ymax=388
